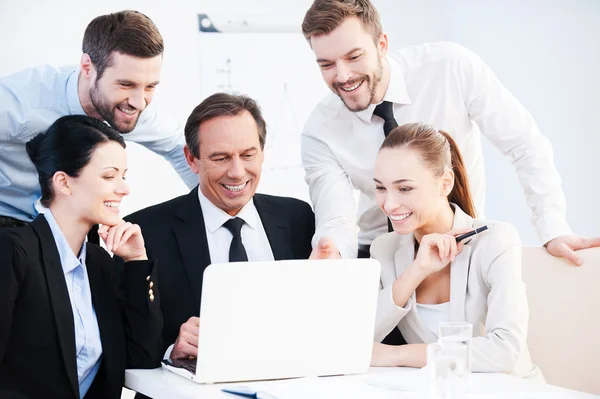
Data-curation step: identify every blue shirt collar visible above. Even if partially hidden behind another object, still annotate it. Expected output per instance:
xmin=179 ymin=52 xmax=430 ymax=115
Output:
xmin=44 ymin=209 xmax=87 ymax=274
xmin=66 ymin=67 xmax=86 ymax=116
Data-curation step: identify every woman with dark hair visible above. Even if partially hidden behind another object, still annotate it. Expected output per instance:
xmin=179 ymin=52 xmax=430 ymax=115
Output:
xmin=0 ymin=115 xmax=162 ymax=398
xmin=370 ymin=122 xmax=541 ymax=379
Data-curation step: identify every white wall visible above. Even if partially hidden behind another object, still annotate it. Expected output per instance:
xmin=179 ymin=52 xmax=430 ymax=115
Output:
xmin=1 ymin=0 xmax=598 ymax=244
xmin=440 ymin=0 xmax=600 ymax=244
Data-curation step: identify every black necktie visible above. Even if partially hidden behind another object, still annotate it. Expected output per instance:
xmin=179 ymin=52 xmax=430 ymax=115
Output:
xmin=373 ymin=101 xmax=398 ymax=137
xmin=223 ymin=217 xmax=248 ymax=262
xmin=373 ymin=101 xmax=398 ymax=233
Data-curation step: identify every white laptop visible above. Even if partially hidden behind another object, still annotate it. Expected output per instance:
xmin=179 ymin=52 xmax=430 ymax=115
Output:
xmin=162 ymin=258 xmax=381 ymax=384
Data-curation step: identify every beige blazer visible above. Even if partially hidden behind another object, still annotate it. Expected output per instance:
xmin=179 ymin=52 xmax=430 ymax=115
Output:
xmin=371 ymin=205 xmax=542 ymax=380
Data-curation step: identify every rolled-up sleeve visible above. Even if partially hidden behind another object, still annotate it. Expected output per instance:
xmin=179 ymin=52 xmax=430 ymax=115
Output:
xmin=458 ymin=44 xmax=570 ymax=244
xmin=301 ymin=132 xmax=358 ymax=259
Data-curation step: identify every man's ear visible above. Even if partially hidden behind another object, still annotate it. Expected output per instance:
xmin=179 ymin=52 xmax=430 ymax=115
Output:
xmin=377 ymin=33 xmax=389 ymax=58
xmin=184 ymin=146 xmax=200 ymax=175
xmin=52 ymin=171 xmax=71 ymax=197
xmin=80 ymin=53 xmax=94 ymax=79
xmin=441 ymin=169 xmax=455 ymax=197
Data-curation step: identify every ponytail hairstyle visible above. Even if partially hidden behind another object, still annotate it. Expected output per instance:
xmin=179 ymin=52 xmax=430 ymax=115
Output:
xmin=379 ymin=122 xmax=476 ymax=218
xmin=26 ymin=115 xmax=126 ymax=207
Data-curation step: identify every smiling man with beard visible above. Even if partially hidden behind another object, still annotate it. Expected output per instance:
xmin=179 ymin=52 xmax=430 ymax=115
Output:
xmin=300 ymin=0 xmax=600 ymax=269
xmin=0 ymin=10 xmax=197 ymax=231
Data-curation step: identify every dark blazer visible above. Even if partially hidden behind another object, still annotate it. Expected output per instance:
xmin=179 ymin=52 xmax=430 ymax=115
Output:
xmin=121 ymin=187 xmax=315 ymax=351
xmin=0 ymin=215 xmax=163 ymax=399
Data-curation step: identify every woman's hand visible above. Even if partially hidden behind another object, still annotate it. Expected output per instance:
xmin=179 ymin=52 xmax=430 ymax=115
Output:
xmin=98 ymin=221 xmax=147 ymax=262
xmin=413 ymin=228 xmax=471 ymax=276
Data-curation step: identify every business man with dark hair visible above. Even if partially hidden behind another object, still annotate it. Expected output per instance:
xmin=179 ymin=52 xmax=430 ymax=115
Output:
xmin=121 ymin=93 xmax=336 ymax=365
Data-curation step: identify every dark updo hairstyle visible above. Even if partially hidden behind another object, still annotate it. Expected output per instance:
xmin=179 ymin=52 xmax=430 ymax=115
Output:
xmin=26 ymin=115 xmax=126 ymax=207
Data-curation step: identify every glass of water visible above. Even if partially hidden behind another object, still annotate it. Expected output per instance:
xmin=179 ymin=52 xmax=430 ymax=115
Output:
xmin=438 ymin=321 xmax=473 ymax=374
xmin=426 ymin=342 xmax=468 ymax=399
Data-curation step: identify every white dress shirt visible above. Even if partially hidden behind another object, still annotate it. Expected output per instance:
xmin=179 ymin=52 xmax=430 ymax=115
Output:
xmin=302 ymin=42 xmax=570 ymax=259
xmin=197 ymin=189 xmax=274 ymax=263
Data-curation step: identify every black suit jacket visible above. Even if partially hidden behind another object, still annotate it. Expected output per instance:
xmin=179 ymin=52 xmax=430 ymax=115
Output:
xmin=122 ymin=187 xmax=315 ymax=351
xmin=0 ymin=216 xmax=163 ymax=399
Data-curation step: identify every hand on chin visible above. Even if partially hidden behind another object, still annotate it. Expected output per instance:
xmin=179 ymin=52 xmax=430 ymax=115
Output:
xmin=98 ymin=214 xmax=123 ymax=229
xmin=98 ymin=221 xmax=147 ymax=261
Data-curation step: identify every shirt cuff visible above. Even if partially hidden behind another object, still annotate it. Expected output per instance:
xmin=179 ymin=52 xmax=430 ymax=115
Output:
xmin=164 ymin=344 xmax=174 ymax=360
xmin=312 ymin=234 xmax=357 ymax=259
xmin=534 ymin=214 xmax=572 ymax=245
xmin=340 ymin=242 xmax=358 ymax=259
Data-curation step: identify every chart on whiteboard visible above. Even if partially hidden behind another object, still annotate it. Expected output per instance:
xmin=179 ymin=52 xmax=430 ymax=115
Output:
xmin=197 ymin=29 xmax=330 ymax=202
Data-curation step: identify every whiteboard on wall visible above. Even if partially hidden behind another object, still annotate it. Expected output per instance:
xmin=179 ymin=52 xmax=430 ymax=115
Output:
xmin=196 ymin=14 xmax=331 ymax=204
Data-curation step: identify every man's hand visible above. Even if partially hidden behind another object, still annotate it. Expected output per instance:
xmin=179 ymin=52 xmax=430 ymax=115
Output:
xmin=170 ymin=317 xmax=200 ymax=360
xmin=309 ymin=237 xmax=341 ymax=260
xmin=545 ymin=234 xmax=600 ymax=266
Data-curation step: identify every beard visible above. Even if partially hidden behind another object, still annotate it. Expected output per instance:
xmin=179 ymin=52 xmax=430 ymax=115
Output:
xmin=89 ymin=83 xmax=140 ymax=133
xmin=333 ymin=58 xmax=384 ymax=113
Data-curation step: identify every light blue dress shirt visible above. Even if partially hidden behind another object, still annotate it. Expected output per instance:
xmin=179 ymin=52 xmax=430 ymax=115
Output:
xmin=0 ymin=65 xmax=197 ymax=222
xmin=44 ymin=210 xmax=103 ymax=398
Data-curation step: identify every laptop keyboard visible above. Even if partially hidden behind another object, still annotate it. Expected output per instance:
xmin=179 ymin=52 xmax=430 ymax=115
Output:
xmin=162 ymin=358 xmax=197 ymax=374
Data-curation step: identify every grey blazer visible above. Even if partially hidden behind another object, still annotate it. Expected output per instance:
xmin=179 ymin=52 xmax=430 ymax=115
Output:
xmin=371 ymin=205 xmax=542 ymax=380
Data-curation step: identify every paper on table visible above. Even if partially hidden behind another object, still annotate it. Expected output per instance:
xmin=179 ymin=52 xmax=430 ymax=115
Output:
xmin=468 ymin=394 xmax=578 ymax=399
xmin=465 ymin=373 xmax=580 ymax=397
xmin=242 ymin=375 xmax=578 ymax=399
xmin=363 ymin=368 xmax=428 ymax=392
xmin=241 ymin=376 xmax=418 ymax=399
xmin=360 ymin=369 xmax=580 ymax=398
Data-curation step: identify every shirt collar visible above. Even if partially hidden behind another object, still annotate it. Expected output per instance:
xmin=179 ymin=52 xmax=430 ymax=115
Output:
xmin=197 ymin=189 xmax=260 ymax=234
xmin=66 ymin=67 xmax=86 ymax=116
xmin=356 ymin=55 xmax=412 ymax=123
xmin=44 ymin=209 xmax=87 ymax=275
xmin=450 ymin=203 xmax=475 ymax=230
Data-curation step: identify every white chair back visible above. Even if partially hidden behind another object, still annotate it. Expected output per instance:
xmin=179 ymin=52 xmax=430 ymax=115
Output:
xmin=522 ymin=246 xmax=600 ymax=394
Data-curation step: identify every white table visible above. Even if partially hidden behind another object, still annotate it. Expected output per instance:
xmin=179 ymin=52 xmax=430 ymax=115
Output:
xmin=125 ymin=367 xmax=599 ymax=399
